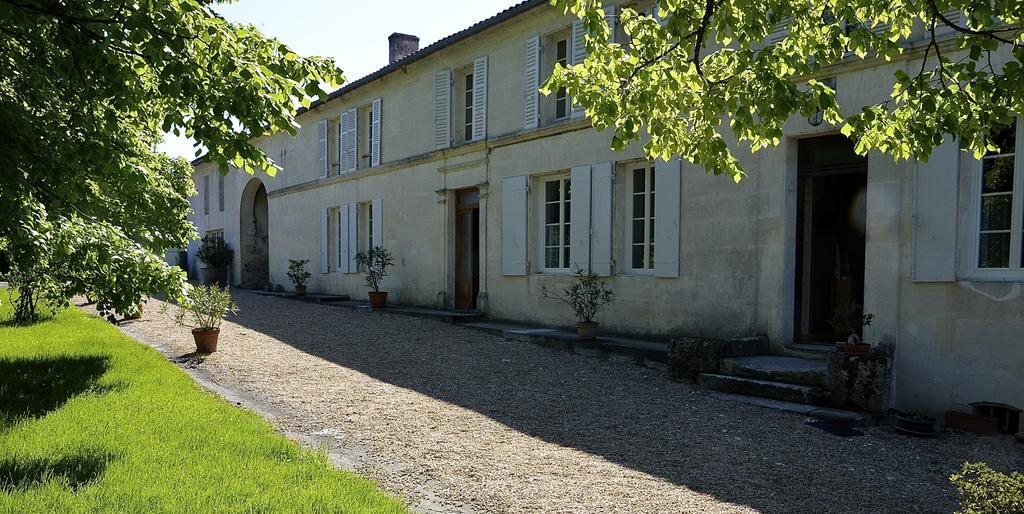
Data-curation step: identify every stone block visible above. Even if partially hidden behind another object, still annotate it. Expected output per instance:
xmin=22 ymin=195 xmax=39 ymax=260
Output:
xmin=667 ymin=337 xmax=726 ymax=382
xmin=826 ymin=348 xmax=893 ymax=413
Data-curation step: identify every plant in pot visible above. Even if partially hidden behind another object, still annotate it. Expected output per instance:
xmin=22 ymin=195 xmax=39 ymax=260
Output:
xmin=542 ymin=266 xmax=614 ymax=341
xmin=354 ymin=246 xmax=395 ymax=309
xmin=895 ymin=411 xmax=937 ymax=437
xmin=196 ymin=234 xmax=233 ymax=287
xmin=829 ymin=303 xmax=874 ymax=357
xmin=287 ymin=259 xmax=311 ymax=296
xmin=171 ymin=284 xmax=238 ymax=354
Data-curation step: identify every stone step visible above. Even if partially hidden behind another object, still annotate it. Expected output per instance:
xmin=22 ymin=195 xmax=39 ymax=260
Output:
xmin=711 ymin=392 xmax=867 ymax=426
xmin=698 ymin=373 xmax=829 ymax=405
xmin=718 ymin=356 xmax=826 ymax=387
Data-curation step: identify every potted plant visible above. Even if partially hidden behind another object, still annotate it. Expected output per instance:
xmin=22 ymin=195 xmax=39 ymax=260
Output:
xmin=196 ymin=234 xmax=233 ymax=287
xmin=171 ymin=284 xmax=238 ymax=354
xmin=829 ymin=304 xmax=874 ymax=357
xmin=895 ymin=411 xmax=937 ymax=437
xmin=287 ymin=259 xmax=311 ymax=296
xmin=542 ymin=266 xmax=614 ymax=341
xmin=354 ymin=246 xmax=395 ymax=308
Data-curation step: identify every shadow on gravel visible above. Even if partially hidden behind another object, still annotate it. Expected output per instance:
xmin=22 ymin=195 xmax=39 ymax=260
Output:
xmin=226 ymin=291 xmax=997 ymax=513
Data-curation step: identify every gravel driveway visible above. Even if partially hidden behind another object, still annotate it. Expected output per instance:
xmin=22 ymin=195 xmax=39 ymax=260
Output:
xmin=107 ymin=290 xmax=1022 ymax=513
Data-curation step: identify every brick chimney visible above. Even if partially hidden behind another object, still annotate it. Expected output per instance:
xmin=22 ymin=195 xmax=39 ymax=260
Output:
xmin=388 ymin=33 xmax=420 ymax=64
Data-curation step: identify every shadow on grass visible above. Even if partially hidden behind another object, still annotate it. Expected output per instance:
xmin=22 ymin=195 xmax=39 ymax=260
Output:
xmin=0 ymin=450 xmax=115 ymax=492
xmin=0 ymin=355 xmax=110 ymax=431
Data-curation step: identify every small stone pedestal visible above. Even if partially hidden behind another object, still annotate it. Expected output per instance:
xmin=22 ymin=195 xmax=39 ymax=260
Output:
xmin=826 ymin=348 xmax=893 ymax=413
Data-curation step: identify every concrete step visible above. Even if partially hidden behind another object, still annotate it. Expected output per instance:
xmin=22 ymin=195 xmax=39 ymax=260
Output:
xmin=711 ymin=392 xmax=867 ymax=426
xmin=698 ymin=373 xmax=829 ymax=405
xmin=719 ymin=356 xmax=826 ymax=387
xmin=780 ymin=343 xmax=834 ymax=361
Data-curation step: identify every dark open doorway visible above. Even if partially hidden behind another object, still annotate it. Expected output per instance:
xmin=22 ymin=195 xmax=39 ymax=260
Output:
xmin=454 ymin=189 xmax=480 ymax=310
xmin=794 ymin=135 xmax=868 ymax=344
xmin=239 ymin=178 xmax=269 ymax=289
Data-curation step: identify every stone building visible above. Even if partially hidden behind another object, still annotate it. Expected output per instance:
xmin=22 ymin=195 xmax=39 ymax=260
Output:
xmin=186 ymin=0 xmax=1024 ymax=417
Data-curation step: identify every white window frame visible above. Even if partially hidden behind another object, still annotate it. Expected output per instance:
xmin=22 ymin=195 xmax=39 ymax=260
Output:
xmin=464 ymin=71 xmax=474 ymax=143
xmin=217 ymin=172 xmax=225 ymax=212
xmin=967 ymin=117 xmax=1024 ymax=280
xmin=202 ymin=174 xmax=210 ymax=215
xmin=554 ymin=38 xmax=569 ymax=121
xmin=628 ymin=164 xmax=656 ymax=272
xmin=539 ymin=174 xmax=572 ymax=271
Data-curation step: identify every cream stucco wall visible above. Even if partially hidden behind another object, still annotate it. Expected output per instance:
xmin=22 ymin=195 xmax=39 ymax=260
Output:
xmin=182 ymin=3 xmax=1024 ymax=417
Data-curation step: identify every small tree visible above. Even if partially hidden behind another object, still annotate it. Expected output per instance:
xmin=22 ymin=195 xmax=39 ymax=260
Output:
xmin=196 ymin=235 xmax=233 ymax=269
xmin=828 ymin=303 xmax=874 ymax=343
xmin=287 ymin=259 xmax=311 ymax=287
xmin=354 ymin=246 xmax=395 ymax=292
xmin=172 ymin=284 xmax=238 ymax=332
xmin=951 ymin=462 xmax=1024 ymax=514
xmin=542 ymin=266 xmax=614 ymax=323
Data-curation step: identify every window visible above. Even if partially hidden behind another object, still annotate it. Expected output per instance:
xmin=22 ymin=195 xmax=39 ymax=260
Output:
xmin=543 ymin=176 xmax=571 ymax=269
xmin=464 ymin=72 xmax=474 ymax=142
xmin=630 ymin=165 xmax=656 ymax=270
xmin=974 ymin=120 xmax=1024 ymax=273
xmin=554 ymin=39 xmax=569 ymax=120
xmin=202 ymin=174 xmax=210 ymax=215
xmin=217 ymin=172 xmax=225 ymax=212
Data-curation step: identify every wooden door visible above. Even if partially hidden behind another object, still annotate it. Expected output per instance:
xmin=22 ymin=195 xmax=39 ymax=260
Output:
xmin=455 ymin=190 xmax=480 ymax=310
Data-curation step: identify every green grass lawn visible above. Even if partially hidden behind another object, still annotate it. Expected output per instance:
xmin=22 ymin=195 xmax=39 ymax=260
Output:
xmin=0 ymin=291 xmax=406 ymax=513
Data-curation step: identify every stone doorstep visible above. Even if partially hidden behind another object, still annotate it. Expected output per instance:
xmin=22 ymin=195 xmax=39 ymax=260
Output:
xmin=697 ymin=373 xmax=830 ymax=406
xmin=461 ymin=321 xmax=668 ymax=368
xmin=718 ymin=356 xmax=827 ymax=387
xmin=711 ymin=392 xmax=868 ymax=426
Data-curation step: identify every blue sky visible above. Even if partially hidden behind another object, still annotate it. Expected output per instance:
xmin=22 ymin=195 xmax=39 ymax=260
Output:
xmin=160 ymin=0 xmax=519 ymax=159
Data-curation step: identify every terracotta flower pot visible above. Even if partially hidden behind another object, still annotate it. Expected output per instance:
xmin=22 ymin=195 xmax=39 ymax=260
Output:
xmin=192 ymin=328 xmax=220 ymax=354
xmin=294 ymin=285 xmax=306 ymax=297
xmin=199 ymin=266 xmax=228 ymax=287
xmin=576 ymin=321 xmax=599 ymax=341
xmin=368 ymin=291 xmax=388 ymax=309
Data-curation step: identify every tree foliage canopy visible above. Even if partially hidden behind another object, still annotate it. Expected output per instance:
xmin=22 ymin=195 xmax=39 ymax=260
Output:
xmin=545 ymin=0 xmax=1024 ymax=182
xmin=0 ymin=0 xmax=343 ymax=320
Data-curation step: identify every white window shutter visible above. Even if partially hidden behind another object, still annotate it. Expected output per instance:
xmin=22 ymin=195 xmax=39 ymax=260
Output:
xmin=346 ymin=203 xmax=358 ymax=272
xmin=570 ymin=21 xmax=587 ymax=118
xmin=912 ymin=137 xmax=959 ymax=281
xmin=472 ymin=56 xmax=488 ymax=142
xmin=320 ymin=207 xmax=330 ymax=273
xmin=654 ymin=158 xmax=681 ymax=278
xmin=371 ymin=98 xmax=382 ymax=167
xmin=338 ymin=208 xmax=349 ymax=273
xmin=591 ymin=161 xmax=614 ymax=276
xmin=434 ymin=68 xmax=451 ymax=149
xmin=317 ymin=120 xmax=328 ymax=178
xmin=372 ymin=197 xmax=383 ymax=248
xmin=340 ymin=108 xmax=357 ymax=173
xmin=501 ymin=175 xmax=529 ymax=275
xmin=570 ymin=165 xmax=592 ymax=272
xmin=523 ymin=35 xmax=540 ymax=130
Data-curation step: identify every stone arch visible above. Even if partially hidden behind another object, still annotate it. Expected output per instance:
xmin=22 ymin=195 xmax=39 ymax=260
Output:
xmin=239 ymin=178 xmax=269 ymax=288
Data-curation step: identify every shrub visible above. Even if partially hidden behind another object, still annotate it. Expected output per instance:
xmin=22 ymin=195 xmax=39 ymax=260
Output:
xmin=287 ymin=259 xmax=311 ymax=287
xmin=542 ymin=266 xmax=614 ymax=323
xmin=196 ymin=234 xmax=233 ymax=268
xmin=354 ymin=247 xmax=395 ymax=292
xmin=171 ymin=284 xmax=238 ymax=331
xmin=951 ymin=462 xmax=1024 ymax=514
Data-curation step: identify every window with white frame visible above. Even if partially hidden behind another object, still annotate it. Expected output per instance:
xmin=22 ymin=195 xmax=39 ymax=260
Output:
xmin=542 ymin=176 xmax=571 ymax=269
xmin=974 ymin=120 xmax=1024 ymax=273
xmin=630 ymin=165 xmax=656 ymax=270
xmin=202 ymin=174 xmax=210 ymax=215
xmin=218 ymin=172 xmax=225 ymax=212
xmin=554 ymin=39 xmax=569 ymax=120
xmin=464 ymin=72 xmax=474 ymax=143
